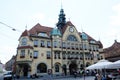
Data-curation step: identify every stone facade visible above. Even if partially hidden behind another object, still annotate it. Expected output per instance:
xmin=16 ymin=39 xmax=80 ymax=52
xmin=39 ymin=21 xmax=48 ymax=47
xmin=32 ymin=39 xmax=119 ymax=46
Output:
xmin=16 ymin=8 xmax=103 ymax=77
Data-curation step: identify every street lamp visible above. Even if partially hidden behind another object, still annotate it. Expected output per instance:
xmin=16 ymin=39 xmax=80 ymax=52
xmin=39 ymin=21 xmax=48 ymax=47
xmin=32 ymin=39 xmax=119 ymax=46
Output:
xmin=0 ymin=21 xmax=21 ymax=32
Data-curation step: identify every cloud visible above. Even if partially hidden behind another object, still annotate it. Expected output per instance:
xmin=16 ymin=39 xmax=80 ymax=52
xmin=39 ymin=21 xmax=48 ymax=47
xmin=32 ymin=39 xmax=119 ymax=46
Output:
xmin=0 ymin=45 xmax=16 ymax=64
xmin=48 ymin=18 xmax=57 ymax=27
xmin=110 ymin=3 xmax=120 ymax=26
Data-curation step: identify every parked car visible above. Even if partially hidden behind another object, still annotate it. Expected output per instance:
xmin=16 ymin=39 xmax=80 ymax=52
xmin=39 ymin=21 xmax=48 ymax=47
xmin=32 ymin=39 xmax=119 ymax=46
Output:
xmin=3 ymin=71 xmax=12 ymax=80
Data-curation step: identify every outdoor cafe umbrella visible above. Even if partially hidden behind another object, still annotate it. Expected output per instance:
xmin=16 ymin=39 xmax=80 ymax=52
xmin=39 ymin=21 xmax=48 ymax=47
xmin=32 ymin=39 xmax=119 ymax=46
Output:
xmin=108 ymin=60 xmax=120 ymax=69
xmin=86 ymin=59 xmax=113 ymax=70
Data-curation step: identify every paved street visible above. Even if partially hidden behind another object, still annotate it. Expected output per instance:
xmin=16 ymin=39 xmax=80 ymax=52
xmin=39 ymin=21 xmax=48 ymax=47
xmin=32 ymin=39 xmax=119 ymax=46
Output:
xmin=8 ymin=76 xmax=95 ymax=80
xmin=0 ymin=73 xmax=95 ymax=80
xmin=18 ymin=77 xmax=94 ymax=80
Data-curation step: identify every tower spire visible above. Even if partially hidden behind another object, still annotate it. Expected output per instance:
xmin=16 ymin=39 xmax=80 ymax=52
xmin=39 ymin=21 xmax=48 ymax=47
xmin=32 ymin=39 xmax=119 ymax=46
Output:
xmin=57 ymin=6 xmax=66 ymax=30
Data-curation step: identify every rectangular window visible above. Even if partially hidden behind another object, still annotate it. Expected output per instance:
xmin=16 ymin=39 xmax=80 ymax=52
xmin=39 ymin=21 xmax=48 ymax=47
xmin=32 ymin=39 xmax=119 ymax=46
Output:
xmin=62 ymin=42 xmax=66 ymax=48
xmin=54 ymin=41 xmax=57 ymax=48
xmin=20 ymin=50 xmax=25 ymax=58
xmin=67 ymin=42 xmax=70 ymax=49
xmin=71 ymin=43 xmax=74 ymax=49
xmin=41 ymin=40 xmax=45 ymax=47
xmin=33 ymin=51 xmax=38 ymax=58
xmin=54 ymin=53 xmax=57 ymax=59
xmin=47 ymin=41 xmax=51 ymax=48
xmin=47 ymin=51 xmax=51 ymax=59
xmin=97 ymin=54 xmax=100 ymax=60
xmin=34 ymin=40 xmax=38 ymax=47
xmin=58 ymin=53 xmax=60 ymax=59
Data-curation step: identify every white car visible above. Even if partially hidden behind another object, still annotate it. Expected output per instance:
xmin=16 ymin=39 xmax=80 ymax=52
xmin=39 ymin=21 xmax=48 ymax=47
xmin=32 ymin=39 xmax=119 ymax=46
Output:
xmin=3 ymin=71 xmax=13 ymax=80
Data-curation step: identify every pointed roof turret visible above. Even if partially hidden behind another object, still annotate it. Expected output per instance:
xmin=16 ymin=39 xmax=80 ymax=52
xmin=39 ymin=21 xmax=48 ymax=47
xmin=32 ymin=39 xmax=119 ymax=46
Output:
xmin=57 ymin=8 xmax=66 ymax=30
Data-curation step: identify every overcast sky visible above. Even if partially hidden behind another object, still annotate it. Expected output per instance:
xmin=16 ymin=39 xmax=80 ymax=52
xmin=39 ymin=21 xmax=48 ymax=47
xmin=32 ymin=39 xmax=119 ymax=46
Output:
xmin=0 ymin=0 xmax=120 ymax=64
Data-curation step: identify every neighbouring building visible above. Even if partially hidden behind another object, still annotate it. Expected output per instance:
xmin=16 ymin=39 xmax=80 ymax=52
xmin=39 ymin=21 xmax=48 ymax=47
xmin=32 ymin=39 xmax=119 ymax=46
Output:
xmin=0 ymin=61 xmax=4 ymax=72
xmin=16 ymin=8 xmax=103 ymax=77
xmin=104 ymin=40 xmax=120 ymax=62
xmin=5 ymin=55 xmax=16 ymax=71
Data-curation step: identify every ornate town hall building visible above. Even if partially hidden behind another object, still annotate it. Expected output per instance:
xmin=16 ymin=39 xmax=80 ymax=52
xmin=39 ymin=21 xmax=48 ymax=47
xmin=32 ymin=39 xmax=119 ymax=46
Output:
xmin=16 ymin=8 xmax=103 ymax=77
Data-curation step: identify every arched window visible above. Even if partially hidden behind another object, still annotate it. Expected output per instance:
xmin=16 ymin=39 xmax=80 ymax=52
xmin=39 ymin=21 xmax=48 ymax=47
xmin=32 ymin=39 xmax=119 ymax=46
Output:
xmin=55 ymin=64 xmax=59 ymax=72
xmin=37 ymin=63 xmax=47 ymax=73
xmin=67 ymin=35 xmax=77 ymax=41
xmin=21 ymin=38 xmax=27 ymax=45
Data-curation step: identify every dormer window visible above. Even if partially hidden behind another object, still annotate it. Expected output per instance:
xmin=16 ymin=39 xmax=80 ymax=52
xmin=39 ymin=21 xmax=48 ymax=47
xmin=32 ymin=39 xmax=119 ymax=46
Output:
xmin=21 ymin=38 xmax=27 ymax=46
xmin=38 ymin=32 xmax=48 ymax=37
xmin=90 ymin=40 xmax=96 ymax=44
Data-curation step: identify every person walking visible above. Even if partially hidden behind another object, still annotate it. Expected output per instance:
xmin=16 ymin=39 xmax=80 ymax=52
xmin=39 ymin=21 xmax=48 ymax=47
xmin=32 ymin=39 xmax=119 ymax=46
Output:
xmin=95 ymin=73 xmax=102 ymax=80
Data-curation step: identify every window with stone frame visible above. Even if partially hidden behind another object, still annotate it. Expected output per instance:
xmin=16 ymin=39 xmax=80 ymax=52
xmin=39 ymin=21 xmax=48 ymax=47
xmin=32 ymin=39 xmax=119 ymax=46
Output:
xmin=54 ymin=52 xmax=57 ymax=59
xmin=71 ymin=43 xmax=74 ymax=49
xmin=80 ymin=53 xmax=83 ymax=60
xmin=67 ymin=52 xmax=70 ymax=59
xmin=54 ymin=41 xmax=57 ymax=48
xmin=47 ymin=41 xmax=51 ymax=48
xmin=97 ymin=54 xmax=100 ymax=60
xmin=33 ymin=51 xmax=38 ymax=58
xmin=41 ymin=40 xmax=45 ymax=47
xmin=75 ymin=44 xmax=78 ymax=50
xmin=80 ymin=44 xmax=82 ymax=50
xmin=20 ymin=50 xmax=25 ymax=58
xmin=34 ymin=40 xmax=38 ymax=47
xmin=62 ymin=52 xmax=66 ymax=59
xmin=62 ymin=42 xmax=66 ymax=48
xmin=67 ymin=42 xmax=70 ymax=49
xmin=58 ymin=52 xmax=61 ymax=59
xmin=46 ymin=51 xmax=51 ymax=59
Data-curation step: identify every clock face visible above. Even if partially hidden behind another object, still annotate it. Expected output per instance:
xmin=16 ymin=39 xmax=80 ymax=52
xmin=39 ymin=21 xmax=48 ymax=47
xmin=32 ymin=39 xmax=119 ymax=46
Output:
xmin=69 ymin=27 xmax=74 ymax=32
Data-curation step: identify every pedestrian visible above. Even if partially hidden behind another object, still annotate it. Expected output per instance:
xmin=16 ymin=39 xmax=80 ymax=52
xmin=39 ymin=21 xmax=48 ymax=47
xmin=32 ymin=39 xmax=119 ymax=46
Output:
xmin=74 ymin=71 xmax=77 ymax=78
xmin=95 ymin=73 xmax=102 ymax=80
xmin=102 ymin=75 xmax=106 ymax=80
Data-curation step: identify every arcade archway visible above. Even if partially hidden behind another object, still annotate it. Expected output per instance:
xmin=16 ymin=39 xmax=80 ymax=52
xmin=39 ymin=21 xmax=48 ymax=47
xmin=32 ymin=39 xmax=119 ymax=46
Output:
xmin=69 ymin=63 xmax=77 ymax=75
xmin=37 ymin=63 xmax=47 ymax=73
xmin=17 ymin=63 xmax=30 ymax=77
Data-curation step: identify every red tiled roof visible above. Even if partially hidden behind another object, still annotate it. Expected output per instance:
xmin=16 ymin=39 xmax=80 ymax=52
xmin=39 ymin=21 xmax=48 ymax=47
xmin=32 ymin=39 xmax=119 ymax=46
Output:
xmin=17 ymin=46 xmax=33 ymax=49
xmin=29 ymin=23 xmax=53 ymax=36
xmin=20 ymin=29 xmax=29 ymax=37
xmin=104 ymin=40 xmax=120 ymax=58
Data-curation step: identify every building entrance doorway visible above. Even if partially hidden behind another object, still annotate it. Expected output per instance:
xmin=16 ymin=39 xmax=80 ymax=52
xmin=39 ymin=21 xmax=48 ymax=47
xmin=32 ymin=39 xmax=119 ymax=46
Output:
xmin=69 ymin=63 xmax=77 ymax=75
xmin=18 ymin=63 xmax=30 ymax=77
xmin=23 ymin=64 xmax=29 ymax=76
xmin=62 ymin=64 xmax=67 ymax=75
